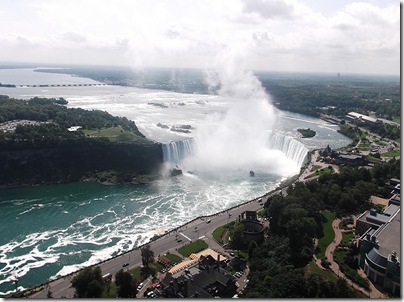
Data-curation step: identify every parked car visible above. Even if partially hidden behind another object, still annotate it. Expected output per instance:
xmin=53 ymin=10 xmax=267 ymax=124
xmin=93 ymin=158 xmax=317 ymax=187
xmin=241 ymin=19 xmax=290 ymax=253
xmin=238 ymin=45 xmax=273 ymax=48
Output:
xmin=206 ymin=219 xmax=211 ymax=223
xmin=137 ymin=282 xmax=144 ymax=290
xmin=122 ymin=263 xmax=129 ymax=267
xmin=147 ymin=291 xmax=156 ymax=298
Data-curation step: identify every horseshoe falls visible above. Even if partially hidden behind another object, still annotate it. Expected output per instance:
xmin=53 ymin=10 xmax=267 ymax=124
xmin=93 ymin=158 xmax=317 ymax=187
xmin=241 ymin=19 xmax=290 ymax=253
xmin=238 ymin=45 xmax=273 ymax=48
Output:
xmin=263 ymin=131 xmax=309 ymax=168
xmin=162 ymin=131 xmax=309 ymax=174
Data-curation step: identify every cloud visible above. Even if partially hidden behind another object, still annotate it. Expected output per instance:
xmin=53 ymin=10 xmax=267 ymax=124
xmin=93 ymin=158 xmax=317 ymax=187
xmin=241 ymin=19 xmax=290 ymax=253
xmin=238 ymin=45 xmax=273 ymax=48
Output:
xmin=242 ymin=0 xmax=295 ymax=19
xmin=0 ymin=0 xmax=399 ymax=74
xmin=62 ymin=32 xmax=87 ymax=43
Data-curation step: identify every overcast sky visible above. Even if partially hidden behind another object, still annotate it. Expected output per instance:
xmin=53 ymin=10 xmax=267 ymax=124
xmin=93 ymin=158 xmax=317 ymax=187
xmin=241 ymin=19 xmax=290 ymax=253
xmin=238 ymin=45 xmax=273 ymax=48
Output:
xmin=0 ymin=0 xmax=400 ymax=75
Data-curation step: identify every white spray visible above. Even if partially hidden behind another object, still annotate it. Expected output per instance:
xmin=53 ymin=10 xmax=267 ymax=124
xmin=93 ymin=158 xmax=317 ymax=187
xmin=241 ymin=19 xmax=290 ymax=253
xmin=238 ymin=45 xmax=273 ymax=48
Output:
xmin=178 ymin=47 xmax=302 ymax=176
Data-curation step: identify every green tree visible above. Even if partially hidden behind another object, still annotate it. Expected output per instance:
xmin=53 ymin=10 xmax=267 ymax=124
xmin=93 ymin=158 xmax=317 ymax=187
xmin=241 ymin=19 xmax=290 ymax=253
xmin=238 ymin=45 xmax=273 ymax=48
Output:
xmin=248 ymin=240 xmax=258 ymax=260
xmin=115 ymin=269 xmax=137 ymax=298
xmin=230 ymin=222 xmax=246 ymax=256
xmin=266 ymin=195 xmax=284 ymax=234
xmin=141 ymin=244 xmax=155 ymax=268
xmin=71 ymin=266 xmax=104 ymax=298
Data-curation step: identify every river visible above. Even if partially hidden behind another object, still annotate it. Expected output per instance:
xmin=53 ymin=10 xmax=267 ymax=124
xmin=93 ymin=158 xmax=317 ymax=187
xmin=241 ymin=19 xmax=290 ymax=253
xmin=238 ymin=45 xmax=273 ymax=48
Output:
xmin=0 ymin=68 xmax=351 ymax=296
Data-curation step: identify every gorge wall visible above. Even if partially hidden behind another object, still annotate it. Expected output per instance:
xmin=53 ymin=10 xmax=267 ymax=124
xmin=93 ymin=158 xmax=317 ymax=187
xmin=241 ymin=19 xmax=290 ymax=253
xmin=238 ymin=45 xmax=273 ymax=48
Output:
xmin=0 ymin=142 xmax=163 ymax=187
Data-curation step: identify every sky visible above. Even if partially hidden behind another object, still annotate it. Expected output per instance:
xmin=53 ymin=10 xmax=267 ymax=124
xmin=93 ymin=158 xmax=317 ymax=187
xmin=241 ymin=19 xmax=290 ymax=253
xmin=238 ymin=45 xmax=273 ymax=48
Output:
xmin=0 ymin=0 xmax=400 ymax=75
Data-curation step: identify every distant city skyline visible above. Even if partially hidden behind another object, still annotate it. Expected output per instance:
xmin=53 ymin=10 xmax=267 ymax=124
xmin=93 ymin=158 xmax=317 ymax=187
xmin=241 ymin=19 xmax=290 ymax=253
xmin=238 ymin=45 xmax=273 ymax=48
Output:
xmin=0 ymin=0 xmax=399 ymax=75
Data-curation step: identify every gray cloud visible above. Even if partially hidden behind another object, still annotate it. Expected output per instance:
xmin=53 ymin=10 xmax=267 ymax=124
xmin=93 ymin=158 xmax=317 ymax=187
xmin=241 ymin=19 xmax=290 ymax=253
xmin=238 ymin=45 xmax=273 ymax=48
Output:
xmin=242 ymin=0 xmax=294 ymax=19
xmin=62 ymin=32 xmax=87 ymax=43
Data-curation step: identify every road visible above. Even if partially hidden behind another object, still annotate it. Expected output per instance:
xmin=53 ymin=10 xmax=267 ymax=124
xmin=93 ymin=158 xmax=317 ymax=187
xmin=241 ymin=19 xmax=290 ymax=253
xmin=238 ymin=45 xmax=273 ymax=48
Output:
xmin=28 ymin=191 xmax=275 ymax=298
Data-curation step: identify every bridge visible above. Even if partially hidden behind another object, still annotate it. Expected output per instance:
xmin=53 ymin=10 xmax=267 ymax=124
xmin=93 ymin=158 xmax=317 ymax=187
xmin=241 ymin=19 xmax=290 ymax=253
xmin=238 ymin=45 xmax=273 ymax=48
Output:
xmin=18 ymin=83 xmax=108 ymax=88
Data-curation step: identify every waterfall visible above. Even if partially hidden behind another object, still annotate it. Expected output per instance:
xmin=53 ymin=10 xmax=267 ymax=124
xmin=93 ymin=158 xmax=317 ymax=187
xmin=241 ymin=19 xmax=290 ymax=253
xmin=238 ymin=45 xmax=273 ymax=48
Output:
xmin=162 ymin=132 xmax=309 ymax=170
xmin=263 ymin=131 xmax=309 ymax=167
xmin=162 ymin=139 xmax=194 ymax=165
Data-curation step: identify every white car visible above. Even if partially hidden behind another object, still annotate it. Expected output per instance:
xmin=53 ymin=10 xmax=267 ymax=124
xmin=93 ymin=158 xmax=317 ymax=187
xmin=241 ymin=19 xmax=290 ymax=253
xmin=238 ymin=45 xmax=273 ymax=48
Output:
xmin=147 ymin=291 xmax=156 ymax=298
xmin=137 ymin=282 xmax=144 ymax=291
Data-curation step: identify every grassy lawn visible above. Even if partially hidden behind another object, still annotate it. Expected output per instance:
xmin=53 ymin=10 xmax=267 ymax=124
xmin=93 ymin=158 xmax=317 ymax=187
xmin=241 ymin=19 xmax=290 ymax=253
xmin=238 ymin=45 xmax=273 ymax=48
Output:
xmin=307 ymin=167 xmax=334 ymax=179
xmin=239 ymin=250 xmax=249 ymax=261
xmin=212 ymin=226 xmax=225 ymax=243
xmin=257 ymin=208 xmax=265 ymax=217
xmin=357 ymin=141 xmax=370 ymax=151
xmin=82 ymin=126 xmax=147 ymax=143
xmin=316 ymin=210 xmax=336 ymax=259
xmin=310 ymin=165 xmax=322 ymax=172
xmin=366 ymin=155 xmax=382 ymax=161
xmin=102 ymin=283 xmax=118 ymax=298
xmin=128 ymin=267 xmax=142 ymax=282
xmin=381 ymin=150 xmax=400 ymax=158
xmin=165 ymin=252 xmax=182 ymax=263
xmin=341 ymin=232 xmax=354 ymax=245
xmin=128 ymin=265 xmax=161 ymax=283
xmin=153 ymin=261 xmax=165 ymax=272
xmin=307 ymin=260 xmax=338 ymax=283
xmin=333 ymin=248 xmax=370 ymax=291
xmin=178 ymin=239 xmax=208 ymax=257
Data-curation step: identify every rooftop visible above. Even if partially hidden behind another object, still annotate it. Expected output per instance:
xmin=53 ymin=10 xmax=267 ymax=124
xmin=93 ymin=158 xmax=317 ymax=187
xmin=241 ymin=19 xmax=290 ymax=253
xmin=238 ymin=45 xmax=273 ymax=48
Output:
xmin=364 ymin=210 xmax=390 ymax=225
xmin=346 ymin=112 xmax=379 ymax=123
xmin=383 ymin=204 xmax=400 ymax=217
xmin=376 ymin=210 xmax=401 ymax=258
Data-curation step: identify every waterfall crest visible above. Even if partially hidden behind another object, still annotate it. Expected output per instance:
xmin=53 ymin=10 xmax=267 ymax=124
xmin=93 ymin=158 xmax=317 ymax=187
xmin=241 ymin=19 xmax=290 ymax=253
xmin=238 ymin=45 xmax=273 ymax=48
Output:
xmin=262 ymin=131 xmax=309 ymax=168
xmin=162 ymin=132 xmax=308 ymax=169
xmin=162 ymin=139 xmax=194 ymax=165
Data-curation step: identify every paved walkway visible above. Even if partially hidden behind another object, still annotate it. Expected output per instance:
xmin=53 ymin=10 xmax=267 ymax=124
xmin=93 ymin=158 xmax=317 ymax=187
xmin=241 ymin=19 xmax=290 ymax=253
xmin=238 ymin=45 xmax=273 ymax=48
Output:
xmin=314 ymin=217 xmax=386 ymax=298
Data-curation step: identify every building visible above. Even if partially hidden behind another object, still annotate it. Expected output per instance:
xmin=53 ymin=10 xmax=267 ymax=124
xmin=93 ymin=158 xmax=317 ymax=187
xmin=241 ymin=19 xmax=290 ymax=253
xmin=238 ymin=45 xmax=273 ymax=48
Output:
xmin=346 ymin=112 xmax=382 ymax=124
xmin=358 ymin=209 xmax=400 ymax=295
xmin=238 ymin=211 xmax=265 ymax=244
xmin=160 ymin=257 xmax=237 ymax=298
xmin=67 ymin=125 xmax=82 ymax=132
xmin=357 ymin=179 xmax=401 ymax=296
xmin=386 ymin=178 xmax=401 ymax=206
xmin=389 ymin=194 xmax=400 ymax=206
xmin=356 ymin=205 xmax=399 ymax=236
xmin=333 ymin=153 xmax=368 ymax=167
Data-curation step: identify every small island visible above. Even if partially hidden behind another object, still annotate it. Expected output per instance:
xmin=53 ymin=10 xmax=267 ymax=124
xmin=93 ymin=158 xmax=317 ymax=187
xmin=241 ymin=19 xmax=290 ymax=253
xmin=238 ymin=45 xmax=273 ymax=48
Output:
xmin=297 ymin=128 xmax=316 ymax=138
